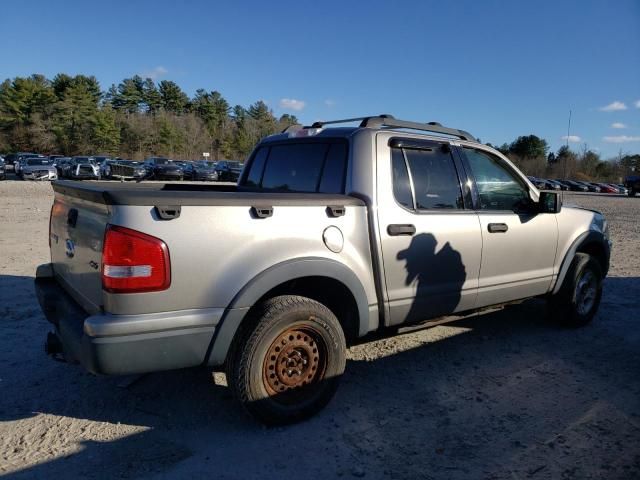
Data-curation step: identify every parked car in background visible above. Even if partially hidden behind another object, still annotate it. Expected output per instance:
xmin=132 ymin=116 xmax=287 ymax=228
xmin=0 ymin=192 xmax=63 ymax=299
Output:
xmin=557 ymin=179 xmax=588 ymax=192
xmin=624 ymin=175 xmax=640 ymax=196
xmin=3 ymin=152 xmax=38 ymax=171
xmin=144 ymin=157 xmax=184 ymax=180
xmin=547 ymin=179 xmax=569 ymax=191
xmin=608 ymin=183 xmax=628 ymax=195
xmin=527 ymin=176 xmax=546 ymax=189
xmin=99 ymin=159 xmax=120 ymax=179
xmin=184 ymin=161 xmax=219 ymax=181
xmin=20 ymin=157 xmax=58 ymax=181
xmin=54 ymin=157 xmax=72 ymax=177
xmin=62 ymin=156 xmax=100 ymax=180
xmin=594 ymin=183 xmax=618 ymax=194
xmin=537 ymin=178 xmax=561 ymax=190
xmin=215 ymin=160 xmax=243 ymax=182
xmin=0 ymin=157 xmax=5 ymax=180
xmin=48 ymin=155 xmax=65 ymax=163
xmin=108 ymin=160 xmax=148 ymax=180
xmin=15 ymin=154 xmax=48 ymax=178
xmin=576 ymin=181 xmax=601 ymax=193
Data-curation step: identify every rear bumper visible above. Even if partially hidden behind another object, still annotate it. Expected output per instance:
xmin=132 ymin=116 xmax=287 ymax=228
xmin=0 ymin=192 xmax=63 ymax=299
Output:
xmin=35 ymin=263 xmax=222 ymax=375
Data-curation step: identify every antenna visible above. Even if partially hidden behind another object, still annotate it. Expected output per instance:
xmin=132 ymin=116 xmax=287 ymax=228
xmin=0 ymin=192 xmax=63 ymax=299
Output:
xmin=563 ymin=109 xmax=572 ymax=180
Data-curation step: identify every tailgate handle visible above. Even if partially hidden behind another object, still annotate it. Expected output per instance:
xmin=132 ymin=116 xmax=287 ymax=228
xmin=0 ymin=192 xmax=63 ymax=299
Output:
xmin=67 ymin=208 xmax=78 ymax=228
xmin=488 ymin=223 xmax=508 ymax=233
xmin=327 ymin=205 xmax=345 ymax=217
xmin=155 ymin=205 xmax=181 ymax=220
xmin=252 ymin=206 xmax=273 ymax=219
xmin=387 ymin=224 xmax=416 ymax=236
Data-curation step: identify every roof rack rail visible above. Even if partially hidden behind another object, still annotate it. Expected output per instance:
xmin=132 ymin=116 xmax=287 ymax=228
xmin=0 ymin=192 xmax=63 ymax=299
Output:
xmin=308 ymin=114 xmax=476 ymax=142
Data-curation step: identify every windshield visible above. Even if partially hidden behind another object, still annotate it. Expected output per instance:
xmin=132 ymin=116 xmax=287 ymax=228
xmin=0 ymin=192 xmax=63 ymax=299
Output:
xmin=227 ymin=161 xmax=242 ymax=168
xmin=26 ymin=158 xmax=51 ymax=166
xmin=73 ymin=158 xmax=96 ymax=164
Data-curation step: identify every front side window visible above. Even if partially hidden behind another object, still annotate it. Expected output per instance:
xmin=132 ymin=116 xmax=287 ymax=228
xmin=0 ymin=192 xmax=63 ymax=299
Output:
xmin=463 ymin=148 xmax=530 ymax=211
xmin=390 ymin=145 xmax=463 ymax=210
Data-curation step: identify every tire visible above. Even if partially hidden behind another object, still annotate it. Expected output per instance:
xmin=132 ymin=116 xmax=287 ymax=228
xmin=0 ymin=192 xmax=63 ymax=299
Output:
xmin=628 ymin=189 xmax=636 ymax=197
xmin=549 ymin=253 xmax=603 ymax=327
xmin=226 ymin=295 xmax=346 ymax=425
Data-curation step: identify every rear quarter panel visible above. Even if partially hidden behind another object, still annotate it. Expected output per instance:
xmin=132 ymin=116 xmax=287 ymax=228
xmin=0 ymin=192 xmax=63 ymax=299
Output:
xmin=104 ymin=204 xmax=377 ymax=317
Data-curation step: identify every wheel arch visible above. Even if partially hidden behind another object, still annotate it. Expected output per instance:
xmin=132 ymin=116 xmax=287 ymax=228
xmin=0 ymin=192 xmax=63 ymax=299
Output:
xmin=206 ymin=257 xmax=375 ymax=366
xmin=552 ymin=231 xmax=610 ymax=295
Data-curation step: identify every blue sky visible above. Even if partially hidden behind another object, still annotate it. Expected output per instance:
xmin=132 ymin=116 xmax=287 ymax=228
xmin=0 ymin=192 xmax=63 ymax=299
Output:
xmin=2 ymin=0 xmax=638 ymax=157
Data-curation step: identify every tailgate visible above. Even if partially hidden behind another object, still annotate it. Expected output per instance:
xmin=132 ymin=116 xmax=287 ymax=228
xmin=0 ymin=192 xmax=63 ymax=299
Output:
xmin=50 ymin=192 xmax=110 ymax=314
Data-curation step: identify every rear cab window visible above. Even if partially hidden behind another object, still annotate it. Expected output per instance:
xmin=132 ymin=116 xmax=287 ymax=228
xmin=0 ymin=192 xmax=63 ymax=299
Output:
xmin=241 ymin=140 xmax=348 ymax=193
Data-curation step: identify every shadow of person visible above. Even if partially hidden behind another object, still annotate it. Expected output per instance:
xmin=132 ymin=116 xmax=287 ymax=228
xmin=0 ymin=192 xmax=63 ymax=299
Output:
xmin=397 ymin=233 xmax=467 ymax=324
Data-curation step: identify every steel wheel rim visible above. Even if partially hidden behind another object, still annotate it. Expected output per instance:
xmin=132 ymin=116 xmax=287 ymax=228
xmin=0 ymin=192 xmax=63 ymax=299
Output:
xmin=262 ymin=320 xmax=328 ymax=402
xmin=576 ymin=269 xmax=597 ymax=316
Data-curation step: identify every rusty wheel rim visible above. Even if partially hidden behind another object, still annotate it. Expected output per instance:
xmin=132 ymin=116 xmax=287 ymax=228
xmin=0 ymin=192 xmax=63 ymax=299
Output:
xmin=262 ymin=320 xmax=327 ymax=399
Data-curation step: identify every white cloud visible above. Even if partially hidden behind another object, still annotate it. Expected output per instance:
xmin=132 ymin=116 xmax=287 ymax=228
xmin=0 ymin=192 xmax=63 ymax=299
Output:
xmin=324 ymin=99 xmax=336 ymax=107
xmin=561 ymin=135 xmax=582 ymax=143
xmin=599 ymin=101 xmax=627 ymax=112
xmin=603 ymin=135 xmax=640 ymax=143
xmin=279 ymin=98 xmax=306 ymax=111
xmin=611 ymin=122 xmax=627 ymax=129
xmin=140 ymin=66 xmax=168 ymax=80
xmin=635 ymin=100 xmax=640 ymax=108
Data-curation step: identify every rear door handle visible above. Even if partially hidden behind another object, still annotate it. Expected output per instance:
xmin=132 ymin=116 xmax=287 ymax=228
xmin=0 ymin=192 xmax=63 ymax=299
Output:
xmin=488 ymin=223 xmax=508 ymax=233
xmin=387 ymin=224 xmax=416 ymax=236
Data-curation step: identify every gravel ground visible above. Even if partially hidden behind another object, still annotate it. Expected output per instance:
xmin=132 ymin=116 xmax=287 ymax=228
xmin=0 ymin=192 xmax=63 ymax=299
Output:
xmin=0 ymin=179 xmax=639 ymax=479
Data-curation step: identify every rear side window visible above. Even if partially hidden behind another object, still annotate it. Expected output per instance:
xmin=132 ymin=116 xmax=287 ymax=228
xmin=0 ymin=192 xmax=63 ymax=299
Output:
xmin=405 ymin=147 xmax=463 ymax=209
xmin=243 ymin=142 xmax=348 ymax=193
xmin=391 ymin=147 xmax=413 ymax=208
xmin=390 ymin=145 xmax=463 ymax=210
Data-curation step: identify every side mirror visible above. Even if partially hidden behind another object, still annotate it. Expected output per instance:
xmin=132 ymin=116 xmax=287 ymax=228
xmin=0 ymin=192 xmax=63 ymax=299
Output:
xmin=539 ymin=191 xmax=562 ymax=214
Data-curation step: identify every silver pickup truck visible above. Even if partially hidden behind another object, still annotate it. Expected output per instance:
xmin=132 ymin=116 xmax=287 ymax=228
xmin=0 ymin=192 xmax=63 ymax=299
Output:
xmin=36 ymin=115 xmax=610 ymax=425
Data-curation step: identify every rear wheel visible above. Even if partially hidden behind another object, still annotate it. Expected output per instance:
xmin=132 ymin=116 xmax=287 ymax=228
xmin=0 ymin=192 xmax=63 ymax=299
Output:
xmin=628 ymin=188 xmax=636 ymax=197
xmin=226 ymin=295 xmax=346 ymax=425
xmin=549 ymin=253 xmax=603 ymax=327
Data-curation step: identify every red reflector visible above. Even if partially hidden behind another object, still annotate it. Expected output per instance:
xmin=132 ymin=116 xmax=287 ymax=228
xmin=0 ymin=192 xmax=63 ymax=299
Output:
xmin=102 ymin=225 xmax=170 ymax=293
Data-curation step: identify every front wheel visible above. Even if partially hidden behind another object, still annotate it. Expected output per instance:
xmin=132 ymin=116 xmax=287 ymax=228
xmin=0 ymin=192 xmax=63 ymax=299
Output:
xmin=226 ymin=295 xmax=346 ymax=425
xmin=548 ymin=253 xmax=603 ymax=327
xmin=628 ymin=188 xmax=636 ymax=197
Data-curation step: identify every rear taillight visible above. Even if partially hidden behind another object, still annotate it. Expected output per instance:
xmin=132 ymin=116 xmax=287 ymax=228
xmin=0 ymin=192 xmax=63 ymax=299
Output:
xmin=101 ymin=225 xmax=170 ymax=293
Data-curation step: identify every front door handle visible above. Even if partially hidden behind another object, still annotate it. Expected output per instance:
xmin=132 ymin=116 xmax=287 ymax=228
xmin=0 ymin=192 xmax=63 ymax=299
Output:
xmin=387 ymin=224 xmax=416 ymax=236
xmin=488 ymin=223 xmax=508 ymax=233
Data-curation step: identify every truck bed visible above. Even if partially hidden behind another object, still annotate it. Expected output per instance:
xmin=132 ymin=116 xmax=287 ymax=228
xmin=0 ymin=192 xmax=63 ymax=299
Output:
xmin=48 ymin=180 xmax=374 ymax=320
xmin=51 ymin=181 xmax=365 ymax=207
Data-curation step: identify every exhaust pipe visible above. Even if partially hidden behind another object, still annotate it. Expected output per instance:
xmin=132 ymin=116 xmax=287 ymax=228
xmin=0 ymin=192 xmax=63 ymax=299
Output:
xmin=45 ymin=331 xmax=63 ymax=356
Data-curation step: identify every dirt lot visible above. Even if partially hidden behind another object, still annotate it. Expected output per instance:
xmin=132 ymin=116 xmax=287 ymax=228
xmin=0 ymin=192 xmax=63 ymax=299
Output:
xmin=1 ymin=179 xmax=639 ymax=479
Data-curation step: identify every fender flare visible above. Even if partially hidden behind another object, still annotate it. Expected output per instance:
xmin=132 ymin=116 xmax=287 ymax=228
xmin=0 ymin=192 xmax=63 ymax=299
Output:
xmin=205 ymin=257 xmax=374 ymax=366
xmin=552 ymin=230 xmax=610 ymax=295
